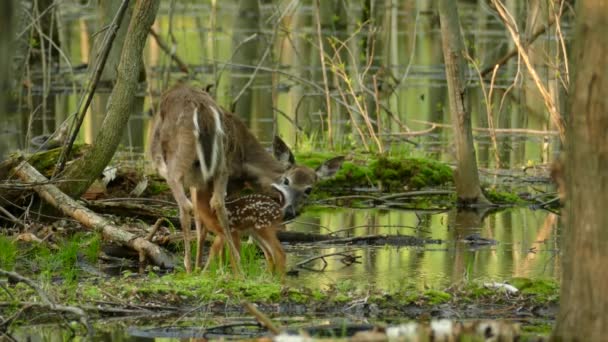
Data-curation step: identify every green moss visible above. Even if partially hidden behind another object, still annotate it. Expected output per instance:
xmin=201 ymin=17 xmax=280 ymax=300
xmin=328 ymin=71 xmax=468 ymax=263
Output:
xmin=312 ymin=156 xmax=453 ymax=193
xmin=510 ymin=278 xmax=559 ymax=303
xmin=484 ymin=188 xmax=525 ymax=205
xmin=15 ymin=144 xmax=88 ymax=177
xmin=423 ymin=289 xmax=452 ymax=305
xmin=521 ymin=321 xmax=553 ymax=335
xmin=0 ymin=236 xmax=17 ymax=270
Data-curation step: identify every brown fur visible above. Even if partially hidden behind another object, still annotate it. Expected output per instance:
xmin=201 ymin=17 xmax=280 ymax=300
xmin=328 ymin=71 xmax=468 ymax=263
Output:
xmin=204 ymin=194 xmax=286 ymax=275
xmin=149 ymin=83 xmax=344 ymax=273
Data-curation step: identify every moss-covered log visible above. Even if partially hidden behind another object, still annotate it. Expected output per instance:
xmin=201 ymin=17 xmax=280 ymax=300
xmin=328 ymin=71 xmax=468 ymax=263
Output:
xmin=12 ymin=159 xmax=173 ymax=268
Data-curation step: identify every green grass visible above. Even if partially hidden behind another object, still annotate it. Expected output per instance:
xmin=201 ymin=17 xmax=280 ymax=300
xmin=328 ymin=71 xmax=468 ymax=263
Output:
xmin=0 ymin=236 xmax=18 ymax=270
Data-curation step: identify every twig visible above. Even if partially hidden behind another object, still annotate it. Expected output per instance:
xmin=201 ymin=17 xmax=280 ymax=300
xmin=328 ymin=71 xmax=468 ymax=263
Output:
xmin=491 ymin=0 xmax=565 ymax=142
xmin=294 ymin=251 xmax=360 ymax=271
xmin=146 ymin=217 xmax=166 ymax=241
xmin=378 ymin=190 xmax=454 ymax=201
xmin=480 ymin=15 xmax=556 ymax=78
xmin=0 ymin=206 xmax=25 ymax=227
xmin=54 ymin=0 xmax=131 ymax=175
xmin=409 ymin=119 xmax=560 ymax=135
xmin=149 ymin=28 xmax=190 ymax=74
xmin=0 ymin=269 xmax=92 ymax=335
xmin=242 ymin=301 xmax=281 ymax=335
xmin=313 ymin=0 xmax=333 ymax=148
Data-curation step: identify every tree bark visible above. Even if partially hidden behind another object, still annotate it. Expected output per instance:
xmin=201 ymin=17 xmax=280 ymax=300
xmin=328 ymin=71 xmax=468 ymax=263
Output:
xmin=0 ymin=0 xmax=13 ymax=119
xmin=437 ymin=0 xmax=489 ymax=205
xmin=13 ymin=160 xmax=174 ymax=268
xmin=553 ymin=0 xmax=608 ymax=339
xmin=59 ymin=0 xmax=159 ymax=198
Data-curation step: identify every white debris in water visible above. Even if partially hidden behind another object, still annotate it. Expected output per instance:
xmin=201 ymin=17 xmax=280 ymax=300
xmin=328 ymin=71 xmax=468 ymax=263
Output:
xmin=483 ymin=282 xmax=519 ymax=294
xmin=386 ymin=322 xmax=418 ymax=338
xmin=431 ymin=319 xmax=453 ymax=338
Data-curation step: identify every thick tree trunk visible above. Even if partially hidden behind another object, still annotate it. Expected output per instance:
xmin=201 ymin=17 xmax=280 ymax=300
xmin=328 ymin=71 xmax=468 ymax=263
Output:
xmin=59 ymin=0 xmax=159 ymax=198
xmin=553 ymin=0 xmax=608 ymax=339
xmin=437 ymin=0 xmax=489 ymax=205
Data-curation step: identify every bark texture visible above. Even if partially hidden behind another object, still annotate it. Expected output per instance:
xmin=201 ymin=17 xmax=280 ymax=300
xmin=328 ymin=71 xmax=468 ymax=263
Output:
xmin=0 ymin=0 xmax=13 ymax=118
xmin=59 ymin=0 xmax=159 ymax=198
xmin=437 ymin=0 xmax=488 ymax=205
xmin=553 ymin=0 xmax=608 ymax=339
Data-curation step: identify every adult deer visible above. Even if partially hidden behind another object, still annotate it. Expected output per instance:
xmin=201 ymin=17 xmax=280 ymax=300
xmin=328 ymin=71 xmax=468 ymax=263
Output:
xmin=149 ymin=83 xmax=343 ymax=273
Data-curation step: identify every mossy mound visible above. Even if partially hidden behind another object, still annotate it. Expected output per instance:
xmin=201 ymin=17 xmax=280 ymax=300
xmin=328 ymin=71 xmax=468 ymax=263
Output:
xmin=295 ymin=153 xmax=453 ymax=194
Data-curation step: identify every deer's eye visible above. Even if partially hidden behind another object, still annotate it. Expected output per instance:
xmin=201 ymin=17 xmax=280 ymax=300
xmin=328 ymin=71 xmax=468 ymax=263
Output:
xmin=304 ymin=187 xmax=312 ymax=195
xmin=283 ymin=177 xmax=290 ymax=186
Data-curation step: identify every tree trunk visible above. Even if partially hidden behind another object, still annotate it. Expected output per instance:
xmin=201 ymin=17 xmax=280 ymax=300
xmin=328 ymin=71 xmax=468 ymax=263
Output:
xmin=90 ymin=0 xmax=146 ymax=150
xmin=437 ymin=0 xmax=489 ymax=205
xmin=552 ymin=0 xmax=608 ymax=339
xmin=59 ymin=0 xmax=160 ymax=198
xmin=0 ymin=0 xmax=13 ymax=118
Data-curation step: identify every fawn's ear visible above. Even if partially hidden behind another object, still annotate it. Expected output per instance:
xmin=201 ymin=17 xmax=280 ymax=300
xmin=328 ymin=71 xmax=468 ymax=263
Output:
xmin=315 ymin=156 xmax=345 ymax=179
xmin=273 ymin=136 xmax=295 ymax=168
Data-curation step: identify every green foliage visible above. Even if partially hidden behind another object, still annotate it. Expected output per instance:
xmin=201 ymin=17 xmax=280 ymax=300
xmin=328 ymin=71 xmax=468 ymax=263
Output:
xmin=0 ymin=236 xmax=17 ymax=270
xmin=312 ymin=156 xmax=453 ymax=193
xmin=423 ymin=289 xmax=452 ymax=305
xmin=483 ymin=188 xmax=525 ymax=205
xmin=83 ymin=234 xmax=101 ymax=263
xmin=146 ymin=179 xmax=170 ymax=195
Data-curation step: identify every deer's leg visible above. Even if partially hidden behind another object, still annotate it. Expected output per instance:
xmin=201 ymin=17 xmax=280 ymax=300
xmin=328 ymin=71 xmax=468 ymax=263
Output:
xmin=192 ymin=188 xmax=208 ymax=270
xmin=204 ymin=235 xmax=225 ymax=271
xmin=166 ymin=173 xmax=193 ymax=273
xmin=210 ymin=171 xmax=242 ymax=275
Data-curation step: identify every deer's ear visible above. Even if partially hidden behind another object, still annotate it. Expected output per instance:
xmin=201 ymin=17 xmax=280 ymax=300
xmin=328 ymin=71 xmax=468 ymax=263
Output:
xmin=315 ymin=156 xmax=345 ymax=179
xmin=273 ymin=136 xmax=295 ymax=168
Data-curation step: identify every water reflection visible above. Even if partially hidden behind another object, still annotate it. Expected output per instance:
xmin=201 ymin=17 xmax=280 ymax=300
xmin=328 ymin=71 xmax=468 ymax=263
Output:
xmin=286 ymin=207 xmax=559 ymax=291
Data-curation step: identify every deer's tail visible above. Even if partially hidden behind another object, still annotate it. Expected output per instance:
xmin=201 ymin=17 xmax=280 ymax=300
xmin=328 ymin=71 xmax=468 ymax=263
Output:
xmin=192 ymin=104 xmax=225 ymax=183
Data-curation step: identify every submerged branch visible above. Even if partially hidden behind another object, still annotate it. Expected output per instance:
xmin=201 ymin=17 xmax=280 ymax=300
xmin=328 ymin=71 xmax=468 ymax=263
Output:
xmin=0 ymin=269 xmax=92 ymax=336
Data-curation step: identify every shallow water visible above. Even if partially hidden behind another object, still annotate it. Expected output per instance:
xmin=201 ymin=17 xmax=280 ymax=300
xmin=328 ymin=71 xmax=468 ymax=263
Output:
xmin=286 ymin=207 xmax=559 ymax=291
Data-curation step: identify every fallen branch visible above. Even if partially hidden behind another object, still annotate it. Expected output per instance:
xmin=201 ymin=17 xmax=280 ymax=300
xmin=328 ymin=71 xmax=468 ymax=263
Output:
xmin=242 ymin=301 xmax=281 ymax=335
xmin=12 ymin=160 xmax=174 ymax=268
xmin=294 ymin=251 xmax=362 ymax=271
xmin=0 ymin=269 xmax=92 ymax=335
xmin=319 ymin=234 xmax=442 ymax=247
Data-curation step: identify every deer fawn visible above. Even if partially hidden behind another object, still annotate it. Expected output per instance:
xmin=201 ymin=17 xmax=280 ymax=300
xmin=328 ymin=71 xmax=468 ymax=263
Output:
xmin=149 ymin=83 xmax=344 ymax=273
xmin=200 ymin=193 xmax=287 ymax=274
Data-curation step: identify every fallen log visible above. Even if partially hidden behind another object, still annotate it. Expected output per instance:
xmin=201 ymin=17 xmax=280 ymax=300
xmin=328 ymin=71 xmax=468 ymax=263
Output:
xmin=12 ymin=159 xmax=174 ymax=268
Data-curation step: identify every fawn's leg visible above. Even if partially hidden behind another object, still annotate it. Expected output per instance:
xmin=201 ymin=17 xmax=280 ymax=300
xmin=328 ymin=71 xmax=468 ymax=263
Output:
xmin=256 ymin=226 xmax=286 ymax=275
xmin=252 ymin=232 xmax=275 ymax=272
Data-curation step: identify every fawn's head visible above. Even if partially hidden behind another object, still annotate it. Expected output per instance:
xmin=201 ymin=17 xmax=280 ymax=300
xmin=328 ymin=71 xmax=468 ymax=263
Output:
xmin=270 ymin=137 xmax=344 ymax=220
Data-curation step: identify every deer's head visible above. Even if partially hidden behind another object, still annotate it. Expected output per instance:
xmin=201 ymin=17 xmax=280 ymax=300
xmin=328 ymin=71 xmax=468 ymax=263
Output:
xmin=270 ymin=137 xmax=344 ymax=220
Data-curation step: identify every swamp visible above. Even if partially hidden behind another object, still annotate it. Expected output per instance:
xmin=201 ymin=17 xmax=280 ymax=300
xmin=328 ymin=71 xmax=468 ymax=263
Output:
xmin=0 ymin=0 xmax=606 ymax=341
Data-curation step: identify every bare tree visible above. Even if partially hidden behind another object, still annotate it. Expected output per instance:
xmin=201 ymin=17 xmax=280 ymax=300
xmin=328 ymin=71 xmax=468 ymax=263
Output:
xmin=59 ymin=0 xmax=160 ymax=198
xmin=438 ymin=0 xmax=489 ymax=205
xmin=553 ymin=0 xmax=608 ymax=339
